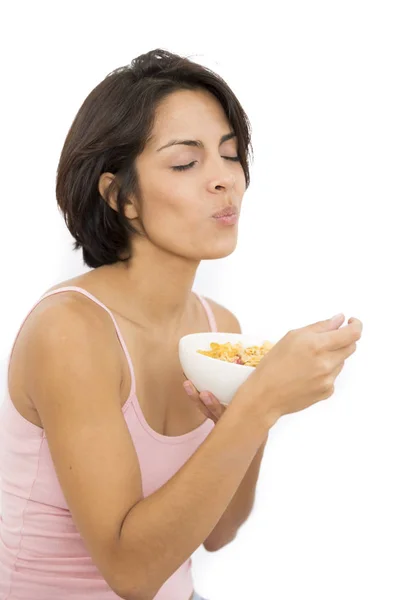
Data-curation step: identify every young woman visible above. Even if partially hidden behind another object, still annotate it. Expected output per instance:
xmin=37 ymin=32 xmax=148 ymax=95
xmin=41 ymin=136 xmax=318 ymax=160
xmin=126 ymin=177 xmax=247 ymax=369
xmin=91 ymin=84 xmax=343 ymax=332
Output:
xmin=0 ymin=49 xmax=362 ymax=600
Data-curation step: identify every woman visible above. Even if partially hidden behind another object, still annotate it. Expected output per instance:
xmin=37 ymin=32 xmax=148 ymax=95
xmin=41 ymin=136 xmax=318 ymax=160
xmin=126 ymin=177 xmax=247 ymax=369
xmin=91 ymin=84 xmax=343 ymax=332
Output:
xmin=0 ymin=49 xmax=362 ymax=599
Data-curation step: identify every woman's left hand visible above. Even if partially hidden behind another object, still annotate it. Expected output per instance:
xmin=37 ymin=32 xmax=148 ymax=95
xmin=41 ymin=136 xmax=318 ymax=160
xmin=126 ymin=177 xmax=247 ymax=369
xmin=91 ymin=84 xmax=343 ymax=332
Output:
xmin=183 ymin=380 xmax=227 ymax=424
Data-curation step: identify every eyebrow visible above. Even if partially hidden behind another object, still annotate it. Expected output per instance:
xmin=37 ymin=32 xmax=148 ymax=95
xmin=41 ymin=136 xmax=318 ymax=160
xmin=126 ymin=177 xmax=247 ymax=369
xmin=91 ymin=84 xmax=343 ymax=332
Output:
xmin=157 ymin=131 xmax=237 ymax=152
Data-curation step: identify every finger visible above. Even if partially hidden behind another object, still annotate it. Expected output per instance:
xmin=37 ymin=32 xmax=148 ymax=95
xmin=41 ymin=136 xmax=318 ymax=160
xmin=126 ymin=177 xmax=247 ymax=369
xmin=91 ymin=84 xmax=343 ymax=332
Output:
xmin=183 ymin=381 xmax=215 ymax=421
xmin=197 ymin=392 xmax=220 ymax=423
xmin=196 ymin=399 xmax=216 ymax=422
xmin=331 ymin=340 xmax=358 ymax=368
xmin=199 ymin=391 xmax=226 ymax=420
xmin=331 ymin=361 xmax=345 ymax=379
xmin=321 ymin=318 xmax=363 ymax=351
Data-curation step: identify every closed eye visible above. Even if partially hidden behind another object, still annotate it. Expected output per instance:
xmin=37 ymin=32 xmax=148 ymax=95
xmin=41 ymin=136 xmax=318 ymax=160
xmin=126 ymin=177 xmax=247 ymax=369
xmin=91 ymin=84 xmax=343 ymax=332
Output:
xmin=171 ymin=156 xmax=241 ymax=172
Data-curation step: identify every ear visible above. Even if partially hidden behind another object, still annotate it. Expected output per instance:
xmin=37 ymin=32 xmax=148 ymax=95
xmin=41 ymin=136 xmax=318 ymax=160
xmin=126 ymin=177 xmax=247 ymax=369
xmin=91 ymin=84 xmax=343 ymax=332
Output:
xmin=98 ymin=172 xmax=140 ymax=222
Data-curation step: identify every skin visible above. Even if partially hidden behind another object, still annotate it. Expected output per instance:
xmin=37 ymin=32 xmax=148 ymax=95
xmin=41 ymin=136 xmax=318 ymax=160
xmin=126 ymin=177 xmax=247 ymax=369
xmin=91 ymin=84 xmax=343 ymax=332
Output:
xmin=98 ymin=89 xmax=257 ymax=559
xmin=11 ymin=88 xmax=249 ymax=598
xmin=11 ymin=87 xmax=363 ymax=600
xmin=92 ymin=86 xmax=253 ymax=570
xmin=97 ymin=87 xmax=246 ymax=341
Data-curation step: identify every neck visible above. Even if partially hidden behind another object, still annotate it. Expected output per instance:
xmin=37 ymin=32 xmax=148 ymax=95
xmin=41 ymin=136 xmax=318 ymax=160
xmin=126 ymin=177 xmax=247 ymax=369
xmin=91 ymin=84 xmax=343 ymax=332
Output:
xmin=98 ymin=240 xmax=200 ymax=336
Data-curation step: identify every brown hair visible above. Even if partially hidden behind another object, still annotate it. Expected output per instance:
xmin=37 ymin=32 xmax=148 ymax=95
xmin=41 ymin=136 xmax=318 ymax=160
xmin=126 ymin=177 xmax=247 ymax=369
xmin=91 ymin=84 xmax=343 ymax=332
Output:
xmin=56 ymin=48 xmax=253 ymax=268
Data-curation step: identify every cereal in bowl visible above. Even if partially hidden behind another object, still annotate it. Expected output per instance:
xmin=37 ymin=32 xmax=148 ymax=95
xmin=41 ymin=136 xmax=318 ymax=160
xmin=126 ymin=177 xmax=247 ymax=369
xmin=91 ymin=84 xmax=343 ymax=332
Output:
xmin=197 ymin=340 xmax=274 ymax=367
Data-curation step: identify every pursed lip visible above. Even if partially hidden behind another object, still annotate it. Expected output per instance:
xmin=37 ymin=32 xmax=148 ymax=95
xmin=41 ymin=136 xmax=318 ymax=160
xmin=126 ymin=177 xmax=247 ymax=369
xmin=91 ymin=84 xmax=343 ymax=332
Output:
xmin=212 ymin=205 xmax=238 ymax=219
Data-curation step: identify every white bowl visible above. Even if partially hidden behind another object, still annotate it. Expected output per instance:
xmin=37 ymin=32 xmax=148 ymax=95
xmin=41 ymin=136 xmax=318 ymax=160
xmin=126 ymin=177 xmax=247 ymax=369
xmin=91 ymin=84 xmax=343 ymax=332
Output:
xmin=179 ymin=332 xmax=273 ymax=406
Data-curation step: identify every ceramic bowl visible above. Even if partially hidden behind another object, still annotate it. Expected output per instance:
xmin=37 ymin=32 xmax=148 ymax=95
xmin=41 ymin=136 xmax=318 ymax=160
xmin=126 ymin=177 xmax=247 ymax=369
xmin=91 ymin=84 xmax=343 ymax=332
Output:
xmin=178 ymin=332 xmax=274 ymax=406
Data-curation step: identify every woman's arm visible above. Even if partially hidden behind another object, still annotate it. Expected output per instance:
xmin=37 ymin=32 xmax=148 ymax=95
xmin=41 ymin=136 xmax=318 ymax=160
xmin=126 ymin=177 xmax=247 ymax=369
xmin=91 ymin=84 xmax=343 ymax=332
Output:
xmin=202 ymin=437 xmax=268 ymax=551
xmin=195 ymin=299 xmax=269 ymax=551
xmin=116 ymin=398 xmax=272 ymax=599
xmin=27 ymin=296 xmax=275 ymax=600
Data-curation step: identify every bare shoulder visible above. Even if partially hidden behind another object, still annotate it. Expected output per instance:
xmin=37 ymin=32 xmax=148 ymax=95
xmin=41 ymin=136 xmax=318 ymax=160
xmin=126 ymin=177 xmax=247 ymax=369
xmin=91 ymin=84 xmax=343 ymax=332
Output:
xmin=27 ymin=286 xmax=114 ymax=338
xmin=12 ymin=285 xmax=111 ymax=368
xmin=37 ymin=269 xmax=120 ymax=331
xmin=18 ymin=290 xmax=145 ymax=596
xmin=42 ymin=273 xmax=89 ymax=295
xmin=202 ymin=297 xmax=242 ymax=334
xmin=21 ymin=289 xmax=122 ymax=399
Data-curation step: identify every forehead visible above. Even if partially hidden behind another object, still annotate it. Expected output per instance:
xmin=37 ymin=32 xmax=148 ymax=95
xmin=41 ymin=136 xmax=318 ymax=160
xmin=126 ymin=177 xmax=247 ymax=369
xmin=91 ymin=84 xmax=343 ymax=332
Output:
xmin=147 ymin=89 xmax=232 ymax=148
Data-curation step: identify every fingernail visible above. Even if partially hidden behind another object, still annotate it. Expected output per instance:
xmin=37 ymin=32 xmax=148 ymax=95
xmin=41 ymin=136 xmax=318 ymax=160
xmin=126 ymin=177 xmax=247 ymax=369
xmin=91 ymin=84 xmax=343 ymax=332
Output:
xmin=201 ymin=392 xmax=213 ymax=406
xmin=331 ymin=313 xmax=344 ymax=321
xmin=183 ymin=382 xmax=194 ymax=396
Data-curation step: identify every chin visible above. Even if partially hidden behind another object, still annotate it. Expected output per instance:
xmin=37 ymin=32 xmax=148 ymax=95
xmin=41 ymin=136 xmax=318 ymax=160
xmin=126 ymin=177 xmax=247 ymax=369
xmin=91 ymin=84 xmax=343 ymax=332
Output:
xmin=201 ymin=237 xmax=238 ymax=260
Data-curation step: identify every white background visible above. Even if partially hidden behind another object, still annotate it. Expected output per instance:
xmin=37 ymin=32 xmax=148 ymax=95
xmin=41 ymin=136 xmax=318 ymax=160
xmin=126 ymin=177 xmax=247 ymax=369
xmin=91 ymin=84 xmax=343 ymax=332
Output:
xmin=1 ymin=1 xmax=399 ymax=598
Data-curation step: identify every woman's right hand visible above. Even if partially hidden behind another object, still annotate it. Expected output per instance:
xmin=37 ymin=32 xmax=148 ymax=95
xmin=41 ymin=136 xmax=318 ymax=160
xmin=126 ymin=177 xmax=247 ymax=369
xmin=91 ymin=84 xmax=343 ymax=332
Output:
xmin=234 ymin=313 xmax=363 ymax=427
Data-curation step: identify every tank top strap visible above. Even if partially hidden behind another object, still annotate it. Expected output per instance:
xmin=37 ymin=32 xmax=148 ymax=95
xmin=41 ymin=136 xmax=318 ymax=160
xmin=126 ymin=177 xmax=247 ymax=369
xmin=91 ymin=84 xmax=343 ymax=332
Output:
xmin=193 ymin=292 xmax=218 ymax=332
xmin=7 ymin=286 xmax=216 ymax=390
xmin=37 ymin=286 xmax=136 ymax=395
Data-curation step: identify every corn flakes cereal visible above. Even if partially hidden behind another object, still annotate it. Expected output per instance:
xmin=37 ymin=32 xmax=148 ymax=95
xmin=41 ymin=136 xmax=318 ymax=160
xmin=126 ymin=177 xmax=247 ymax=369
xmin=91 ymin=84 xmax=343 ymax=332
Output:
xmin=197 ymin=340 xmax=274 ymax=367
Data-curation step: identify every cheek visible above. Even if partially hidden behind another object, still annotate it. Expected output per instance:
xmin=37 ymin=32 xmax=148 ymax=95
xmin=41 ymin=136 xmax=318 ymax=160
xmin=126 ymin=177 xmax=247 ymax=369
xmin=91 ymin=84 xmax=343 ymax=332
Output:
xmin=140 ymin=186 xmax=204 ymax=238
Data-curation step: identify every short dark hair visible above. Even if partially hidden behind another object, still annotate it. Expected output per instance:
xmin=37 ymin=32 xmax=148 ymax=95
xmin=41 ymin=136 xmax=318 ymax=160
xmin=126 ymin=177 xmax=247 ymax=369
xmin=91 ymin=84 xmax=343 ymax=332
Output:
xmin=56 ymin=48 xmax=253 ymax=268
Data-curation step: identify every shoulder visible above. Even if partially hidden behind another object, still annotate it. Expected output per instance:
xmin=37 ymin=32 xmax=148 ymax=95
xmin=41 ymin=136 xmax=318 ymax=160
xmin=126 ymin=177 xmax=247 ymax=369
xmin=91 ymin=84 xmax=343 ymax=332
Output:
xmin=24 ymin=288 xmax=117 ymax=355
xmin=23 ymin=293 xmax=123 ymax=400
xmin=40 ymin=276 xmax=114 ymax=329
xmin=202 ymin=297 xmax=242 ymax=334
xmin=36 ymin=287 xmax=108 ymax=327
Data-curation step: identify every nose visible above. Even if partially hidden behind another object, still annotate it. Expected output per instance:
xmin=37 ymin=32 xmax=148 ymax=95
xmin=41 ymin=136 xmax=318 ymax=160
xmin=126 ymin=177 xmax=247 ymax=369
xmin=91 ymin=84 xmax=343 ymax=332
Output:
xmin=207 ymin=163 xmax=236 ymax=193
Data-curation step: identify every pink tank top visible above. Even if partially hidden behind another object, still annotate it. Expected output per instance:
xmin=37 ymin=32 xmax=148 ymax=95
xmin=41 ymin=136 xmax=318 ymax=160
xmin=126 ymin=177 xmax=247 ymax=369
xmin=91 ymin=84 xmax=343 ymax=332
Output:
xmin=0 ymin=286 xmax=217 ymax=600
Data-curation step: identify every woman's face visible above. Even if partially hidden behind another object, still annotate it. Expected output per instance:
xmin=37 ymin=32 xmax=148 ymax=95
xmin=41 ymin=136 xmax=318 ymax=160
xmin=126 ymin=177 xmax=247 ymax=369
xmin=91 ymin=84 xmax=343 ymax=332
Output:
xmin=131 ymin=88 xmax=247 ymax=261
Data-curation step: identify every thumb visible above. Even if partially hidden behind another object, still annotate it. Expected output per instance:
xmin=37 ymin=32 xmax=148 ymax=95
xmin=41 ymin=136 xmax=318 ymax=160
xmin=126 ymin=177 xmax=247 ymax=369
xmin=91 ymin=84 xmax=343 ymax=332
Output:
xmin=307 ymin=313 xmax=345 ymax=332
